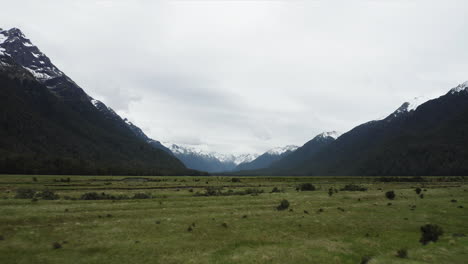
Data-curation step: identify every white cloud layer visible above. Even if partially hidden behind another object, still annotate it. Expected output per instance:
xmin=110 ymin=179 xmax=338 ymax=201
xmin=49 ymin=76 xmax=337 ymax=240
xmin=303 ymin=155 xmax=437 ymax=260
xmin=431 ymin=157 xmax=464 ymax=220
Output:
xmin=3 ymin=0 xmax=468 ymax=154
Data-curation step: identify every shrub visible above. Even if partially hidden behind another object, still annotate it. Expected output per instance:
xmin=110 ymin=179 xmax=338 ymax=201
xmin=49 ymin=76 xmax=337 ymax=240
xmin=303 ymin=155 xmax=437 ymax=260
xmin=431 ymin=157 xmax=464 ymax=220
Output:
xmin=80 ymin=192 xmax=116 ymax=200
xmin=271 ymin=187 xmax=281 ymax=193
xmin=297 ymin=183 xmax=316 ymax=191
xmin=32 ymin=177 xmax=38 ymax=182
xmin=385 ymin=191 xmax=396 ymax=200
xmin=419 ymin=194 xmax=424 ymax=199
xmin=396 ymin=248 xmax=408 ymax=258
xmin=52 ymin=242 xmax=62 ymax=249
xmin=36 ymin=190 xmax=60 ymax=200
xmin=360 ymin=256 xmax=372 ymax=264
xmin=221 ymin=223 xmax=228 ymax=228
xmin=276 ymin=199 xmax=290 ymax=211
xmin=204 ymin=186 xmax=223 ymax=196
xmin=420 ymin=224 xmax=443 ymax=245
xmin=231 ymin=178 xmax=241 ymax=183
xmin=340 ymin=184 xmax=367 ymax=191
xmin=15 ymin=189 xmax=36 ymax=199
xmin=132 ymin=193 xmax=152 ymax=199
xmin=415 ymin=187 xmax=422 ymax=194
xmin=244 ymin=188 xmax=264 ymax=195
xmin=328 ymin=188 xmax=333 ymax=197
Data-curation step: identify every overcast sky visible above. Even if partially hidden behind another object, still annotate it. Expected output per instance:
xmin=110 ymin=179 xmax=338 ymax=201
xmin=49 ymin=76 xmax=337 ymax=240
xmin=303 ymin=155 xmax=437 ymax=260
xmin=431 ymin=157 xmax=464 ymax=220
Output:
xmin=3 ymin=0 xmax=468 ymax=154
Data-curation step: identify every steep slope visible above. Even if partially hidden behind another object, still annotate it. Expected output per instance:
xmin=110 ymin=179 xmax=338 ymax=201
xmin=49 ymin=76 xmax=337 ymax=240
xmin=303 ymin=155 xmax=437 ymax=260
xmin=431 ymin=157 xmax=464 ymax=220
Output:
xmin=278 ymin=83 xmax=468 ymax=176
xmin=167 ymin=143 xmax=258 ymax=172
xmin=235 ymin=145 xmax=299 ymax=171
xmin=0 ymin=28 xmax=194 ymax=175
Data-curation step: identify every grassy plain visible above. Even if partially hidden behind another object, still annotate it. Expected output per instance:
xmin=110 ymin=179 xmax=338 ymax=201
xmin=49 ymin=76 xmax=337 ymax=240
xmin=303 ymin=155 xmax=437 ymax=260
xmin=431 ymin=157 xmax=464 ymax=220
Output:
xmin=0 ymin=175 xmax=467 ymax=264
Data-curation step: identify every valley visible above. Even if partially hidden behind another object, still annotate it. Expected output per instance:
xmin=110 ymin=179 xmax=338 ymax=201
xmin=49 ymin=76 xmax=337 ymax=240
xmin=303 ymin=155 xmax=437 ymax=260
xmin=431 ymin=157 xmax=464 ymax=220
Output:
xmin=0 ymin=175 xmax=467 ymax=264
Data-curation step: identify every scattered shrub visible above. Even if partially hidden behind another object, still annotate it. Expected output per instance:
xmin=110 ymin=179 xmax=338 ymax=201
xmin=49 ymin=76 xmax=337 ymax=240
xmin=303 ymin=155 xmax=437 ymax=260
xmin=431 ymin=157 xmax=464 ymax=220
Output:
xmin=32 ymin=177 xmax=37 ymax=182
xmin=415 ymin=187 xmax=422 ymax=194
xmin=231 ymin=178 xmax=241 ymax=183
xmin=221 ymin=223 xmax=228 ymax=228
xmin=52 ymin=242 xmax=62 ymax=249
xmin=15 ymin=189 xmax=36 ymax=199
xmin=36 ymin=190 xmax=59 ymax=200
xmin=396 ymin=248 xmax=408 ymax=258
xmin=451 ymin=199 xmax=457 ymax=203
xmin=187 ymin=226 xmax=193 ymax=232
xmin=420 ymin=224 xmax=443 ymax=245
xmin=419 ymin=194 xmax=424 ymax=199
xmin=297 ymin=183 xmax=316 ymax=191
xmin=360 ymin=256 xmax=372 ymax=264
xmin=276 ymin=199 xmax=290 ymax=211
xmin=385 ymin=191 xmax=396 ymax=200
xmin=341 ymin=184 xmax=367 ymax=191
xmin=132 ymin=193 xmax=152 ymax=199
xmin=271 ymin=187 xmax=281 ymax=193
xmin=304 ymin=210 xmax=309 ymax=214
xmin=204 ymin=186 xmax=223 ymax=196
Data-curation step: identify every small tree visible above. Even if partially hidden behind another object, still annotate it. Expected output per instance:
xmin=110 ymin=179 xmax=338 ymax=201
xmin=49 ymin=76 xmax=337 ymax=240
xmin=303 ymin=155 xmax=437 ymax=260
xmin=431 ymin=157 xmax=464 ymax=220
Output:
xmin=420 ymin=224 xmax=443 ymax=245
xmin=385 ymin=190 xmax=396 ymax=200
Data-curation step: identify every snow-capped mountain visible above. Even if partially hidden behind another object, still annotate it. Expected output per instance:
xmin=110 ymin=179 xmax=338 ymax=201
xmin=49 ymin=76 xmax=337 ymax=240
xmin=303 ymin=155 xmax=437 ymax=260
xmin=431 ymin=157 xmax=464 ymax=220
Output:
xmin=166 ymin=143 xmax=259 ymax=172
xmin=236 ymin=144 xmax=300 ymax=171
xmin=450 ymin=81 xmax=468 ymax=94
xmin=266 ymin=145 xmax=299 ymax=155
xmin=0 ymin=27 xmax=190 ymax=175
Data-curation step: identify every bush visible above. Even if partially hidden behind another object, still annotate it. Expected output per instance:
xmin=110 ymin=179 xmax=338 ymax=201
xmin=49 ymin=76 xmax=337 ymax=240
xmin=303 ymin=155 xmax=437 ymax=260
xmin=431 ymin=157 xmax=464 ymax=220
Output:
xmin=340 ymin=184 xmax=367 ymax=191
xmin=297 ymin=183 xmax=316 ymax=191
xmin=385 ymin=191 xmax=396 ymax=200
xmin=271 ymin=187 xmax=281 ymax=193
xmin=36 ymin=190 xmax=60 ymax=200
xmin=276 ymin=199 xmax=290 ymax=211
xmin=52 ymin=242 xmax=62 ymax=249
xmin=204 ymin=186 xmax=223 ymax=196
xmin=80 ymin=192 xmax=116 ymax=200
xmin=420 ymin=224 xmax=443 ymax=245
xmin=328 ymin=188 xmax=333 ymax=197
xmin=396 ymin=248 xmax=408 ymax=258
xmin=15 ymin=189 xmax=36 ymax=199
xmin=360 ymin=256 xmax=372 ymax=264
xmin=415 ymin=187 xmax=422 ymax=194
xmin=231 ymin=178 xmax=241 ymax=183
xmin=132 ymin=193 xmax=152 ymax=199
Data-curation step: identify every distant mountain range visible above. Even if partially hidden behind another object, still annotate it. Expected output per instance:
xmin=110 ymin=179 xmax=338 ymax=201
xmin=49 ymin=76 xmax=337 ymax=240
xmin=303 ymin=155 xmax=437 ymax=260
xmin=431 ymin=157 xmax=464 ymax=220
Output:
xmin=232 ymin=83 xmax=468 ymax=176
xmin=235 ymin=145 xmax=299 ymax=171
xmin=165 ymin=143 xmax=258 ymax=173
xmin=0 ymin=27 xmax=200 ymax=176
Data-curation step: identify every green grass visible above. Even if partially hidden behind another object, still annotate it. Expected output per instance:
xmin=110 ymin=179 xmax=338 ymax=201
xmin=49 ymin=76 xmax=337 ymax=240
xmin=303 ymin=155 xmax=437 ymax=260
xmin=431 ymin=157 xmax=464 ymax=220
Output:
xmin=0 ymin=175 xmax=467 ymax=263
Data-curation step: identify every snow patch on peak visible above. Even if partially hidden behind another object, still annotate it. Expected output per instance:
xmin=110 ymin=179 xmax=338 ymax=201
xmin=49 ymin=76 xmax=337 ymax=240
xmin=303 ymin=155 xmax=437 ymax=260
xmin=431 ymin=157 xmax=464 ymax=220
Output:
xmin=123 ymin=118 xmax=133 ymax=126
xmin=166 ymin=143 xmax=259 ymax=165
xmin=317 ymin=131 xmax=341 ymax=139
xmin=450 ymin=81 xmax=468 ymax=94
xmin=90 ymin=99 xmax=100 ymax=108
xmin=406 ymin=96 xmax=428 ymax=111
xmin=266 ymin=145 xmax=299 ymax=155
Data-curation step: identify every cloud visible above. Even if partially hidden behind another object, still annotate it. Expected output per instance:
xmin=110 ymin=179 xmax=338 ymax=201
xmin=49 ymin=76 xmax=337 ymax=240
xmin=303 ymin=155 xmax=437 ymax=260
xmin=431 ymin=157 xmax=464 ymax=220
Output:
xmin=3 ymin=0 xmax=468 ymax=154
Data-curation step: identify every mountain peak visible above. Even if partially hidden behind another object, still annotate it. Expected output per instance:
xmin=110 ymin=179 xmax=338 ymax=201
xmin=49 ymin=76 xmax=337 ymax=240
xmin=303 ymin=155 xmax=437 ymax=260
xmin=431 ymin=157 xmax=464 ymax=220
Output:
xmin=266 ymin=145 xmax=299 ymax=155
xmin=449 ymin=81 xmax=468 ymax=94
xmin=316 ymin=131 xmax=341 ymax=140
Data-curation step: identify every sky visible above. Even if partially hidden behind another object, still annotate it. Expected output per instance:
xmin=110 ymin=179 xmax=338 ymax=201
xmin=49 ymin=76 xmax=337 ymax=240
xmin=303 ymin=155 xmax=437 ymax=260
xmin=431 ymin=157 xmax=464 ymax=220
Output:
xmin=3 ymin=0 xmax=468 ymax=154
